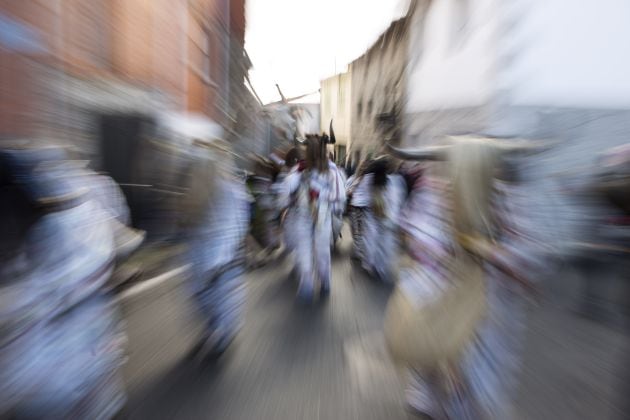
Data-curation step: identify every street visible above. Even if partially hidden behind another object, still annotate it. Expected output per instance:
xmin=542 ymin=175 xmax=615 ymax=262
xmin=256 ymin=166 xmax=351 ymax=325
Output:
xmin=124 ymin=227 xmax=408 ymax=419
xmin=122 ymin=227 xmax=630 ymax=420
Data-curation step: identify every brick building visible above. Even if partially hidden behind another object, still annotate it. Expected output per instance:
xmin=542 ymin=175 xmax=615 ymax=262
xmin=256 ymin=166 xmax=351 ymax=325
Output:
xmin=0 ymin=0 xmax=251 ymax=158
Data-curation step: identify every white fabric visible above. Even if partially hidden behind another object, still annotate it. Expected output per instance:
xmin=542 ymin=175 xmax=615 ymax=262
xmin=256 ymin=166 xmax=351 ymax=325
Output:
xmin=188 ymin=176 xmax=250 ymax=277
xmin=349 ymin=173 xmax=373 ymax=207
xmin=276 ymin=168 xmax=339 ymax=296
xmin=403 ymin=176 xmax=542 ymax=419
xmin=328 ymin=161 xmax=347 ymax=244
xmin=274 ymin=168 xmax=301 ymax=254
xmin=345 ymin=174 xmax=356 ymax=191
xmin=0 ymin=171 xmax=124 ymax=418
xmin=360 ymin=174 xmax=407 ymax=280
xmin=82 ymin=174 xmax=131 ymax=226
xmin=186 ymin=175 xmax=249 ymax=350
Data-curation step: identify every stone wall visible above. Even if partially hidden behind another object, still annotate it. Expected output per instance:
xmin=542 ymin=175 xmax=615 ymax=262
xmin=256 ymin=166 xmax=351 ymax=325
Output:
xmin=349 ymin=17 xmax=409 ymax=159
xmin=320 ymin=72 xmax=352 ymax=146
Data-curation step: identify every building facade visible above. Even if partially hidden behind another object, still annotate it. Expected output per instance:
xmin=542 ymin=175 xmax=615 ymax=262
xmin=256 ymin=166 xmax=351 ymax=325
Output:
xmin=403 ymin=0 xmax=630 ymax=253
xmin=349 ymin=16 xmax=409 ymax=160
xmin=320 ymin=72 xmax=352 ymax=163
xmin=0 ymin=0 xmax=251 ymax=160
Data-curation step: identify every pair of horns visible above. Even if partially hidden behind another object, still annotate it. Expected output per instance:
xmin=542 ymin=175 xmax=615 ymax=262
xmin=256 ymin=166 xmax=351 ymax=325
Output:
xmin=387 ymin=135 xmax=555 ymax=161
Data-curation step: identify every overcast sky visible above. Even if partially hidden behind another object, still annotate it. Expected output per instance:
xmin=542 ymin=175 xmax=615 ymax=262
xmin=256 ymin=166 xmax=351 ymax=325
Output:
xmin=245 ymin=0 xmax=409 ymax=104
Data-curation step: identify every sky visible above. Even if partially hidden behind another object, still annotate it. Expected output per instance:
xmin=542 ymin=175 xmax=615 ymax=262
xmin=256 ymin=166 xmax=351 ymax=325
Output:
xmin=245 ymin=0 xmax=410 ymax=105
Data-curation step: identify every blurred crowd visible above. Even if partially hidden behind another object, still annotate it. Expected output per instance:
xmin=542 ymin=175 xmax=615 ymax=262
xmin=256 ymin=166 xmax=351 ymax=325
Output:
xmin=249 ymin=134 xmax=630 ymax=418
xmin=1 ymin=117 xmax=629 ymax=418
xmin=2 ymin=0 xmax=630 ymax=418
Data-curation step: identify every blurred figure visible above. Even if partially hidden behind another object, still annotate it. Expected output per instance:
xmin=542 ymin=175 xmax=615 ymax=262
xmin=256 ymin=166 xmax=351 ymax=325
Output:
xmin=345 ymin=151 xmax=361 ymax=179
xmin=575 ymin=144 xmax=630 ymax=321
xmin=283 ymin=147 xmax=303 ymax=173
xmin=0 ymin=142 xmax=138 ymax=419
xmin=346 ymin=158 xmax=373 ymax=262
xmin=388 ymin=137 xmax=548 ymax=419
xmin=247 ymin=155 xmax=282 ymax=266
xmin=358 ymin=156 xmax=406 ymax=281
xmin=328 ymin=152 xmax=347 ymax=249
xmin=394 ymin=160 xmax=455 ymax=418
xmin=597 ymin=144 xmax=630 ymax=204
xmin=276 ymin=135 xmax=343 ymax=299
xmin=275 ymin=147 xmax=303 ymax=256
xmin=179 ymin=122 xmax=250 ymax=359
xmin=593 ymin=143 xmax=630 ymax=416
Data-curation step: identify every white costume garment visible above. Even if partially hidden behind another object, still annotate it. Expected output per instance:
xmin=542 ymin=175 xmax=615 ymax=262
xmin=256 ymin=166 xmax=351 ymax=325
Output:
xmin=69 ymin=171 xmax=144 ymax=259
xmin=277 ymin=167 xmax=342 ymax=297
xmin=347 ymin=174 xmax=372 ymax=261
xmin=345 ymin=174 xmax=356 ymax=192
xmin=349 ymin=173 xmax=372 ymax=208
xmin=360 ymin=174 xmax=407 ymax=281
xmin=403 ymin=176 xmax=544 ymax=419
xmin=399 ymin=176 xmax=462 ymax=418
xmin=186 ymin=175 xmax=250 ymax=352
xmin=274 ymin=167 xmax=300 ymax=254
xmin=0 ymin=164 xmax=126 ymax=419
xmin=328 ymin=161 xmax=347 ymax=246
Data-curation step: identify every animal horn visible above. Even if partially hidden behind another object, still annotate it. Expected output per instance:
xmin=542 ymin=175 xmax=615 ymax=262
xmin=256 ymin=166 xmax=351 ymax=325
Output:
xmin=329 ymin=119 xmax=336 ymax=144
xmin=386 ymin=143 xmax=449 ymax=161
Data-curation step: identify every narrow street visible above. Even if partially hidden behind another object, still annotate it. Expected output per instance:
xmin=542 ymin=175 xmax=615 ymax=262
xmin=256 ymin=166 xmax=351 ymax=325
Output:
xmin=125 ymin=227 xmax=409 ymax=419
xmin=123 ymin=227 xmax=630 ymax=420
xmin=2 ymin=2 xmax=630 ymax=419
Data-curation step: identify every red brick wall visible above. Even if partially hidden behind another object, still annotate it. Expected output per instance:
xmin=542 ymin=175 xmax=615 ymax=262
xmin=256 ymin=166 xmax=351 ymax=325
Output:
xmin=0 ymin=0 xmax=245 ymax=136
xmin=230 ymin=0 xmax=246 ymax=44
xmin=0 ymin=0 xmax=54 ymax=136
xmin=151 ymin=0 xmax=187 ymax=106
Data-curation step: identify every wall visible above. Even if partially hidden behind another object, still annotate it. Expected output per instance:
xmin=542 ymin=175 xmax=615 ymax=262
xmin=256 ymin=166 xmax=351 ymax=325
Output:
xmin=0 ymin=0 xmax=248 ymax=146
xmin=402 ymin=0 xmax=630 ymax=255
xmin=405 ymin=0 xmax=499 ymax=114
xmin=226 ymin=1 xmax=266 ymax=166
xmin=502 ymin=0 xmax=630 ymax=109
xmin=109 ymin=0 xmax=187 ymax=105
xmin=0 ymin=0 xmax=187 ymax=140
xmin=0 ymin=1 xmax=58 ymax=137
xmin=404 ymin=0 xmax=630 ymax=144
xmin=349 ymin=17 xmax=408 ymax=158
xmin=320 ymin=72 xmax=352 ymax=147
xmin=185 ymin=0 xmax=235 ymax=126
